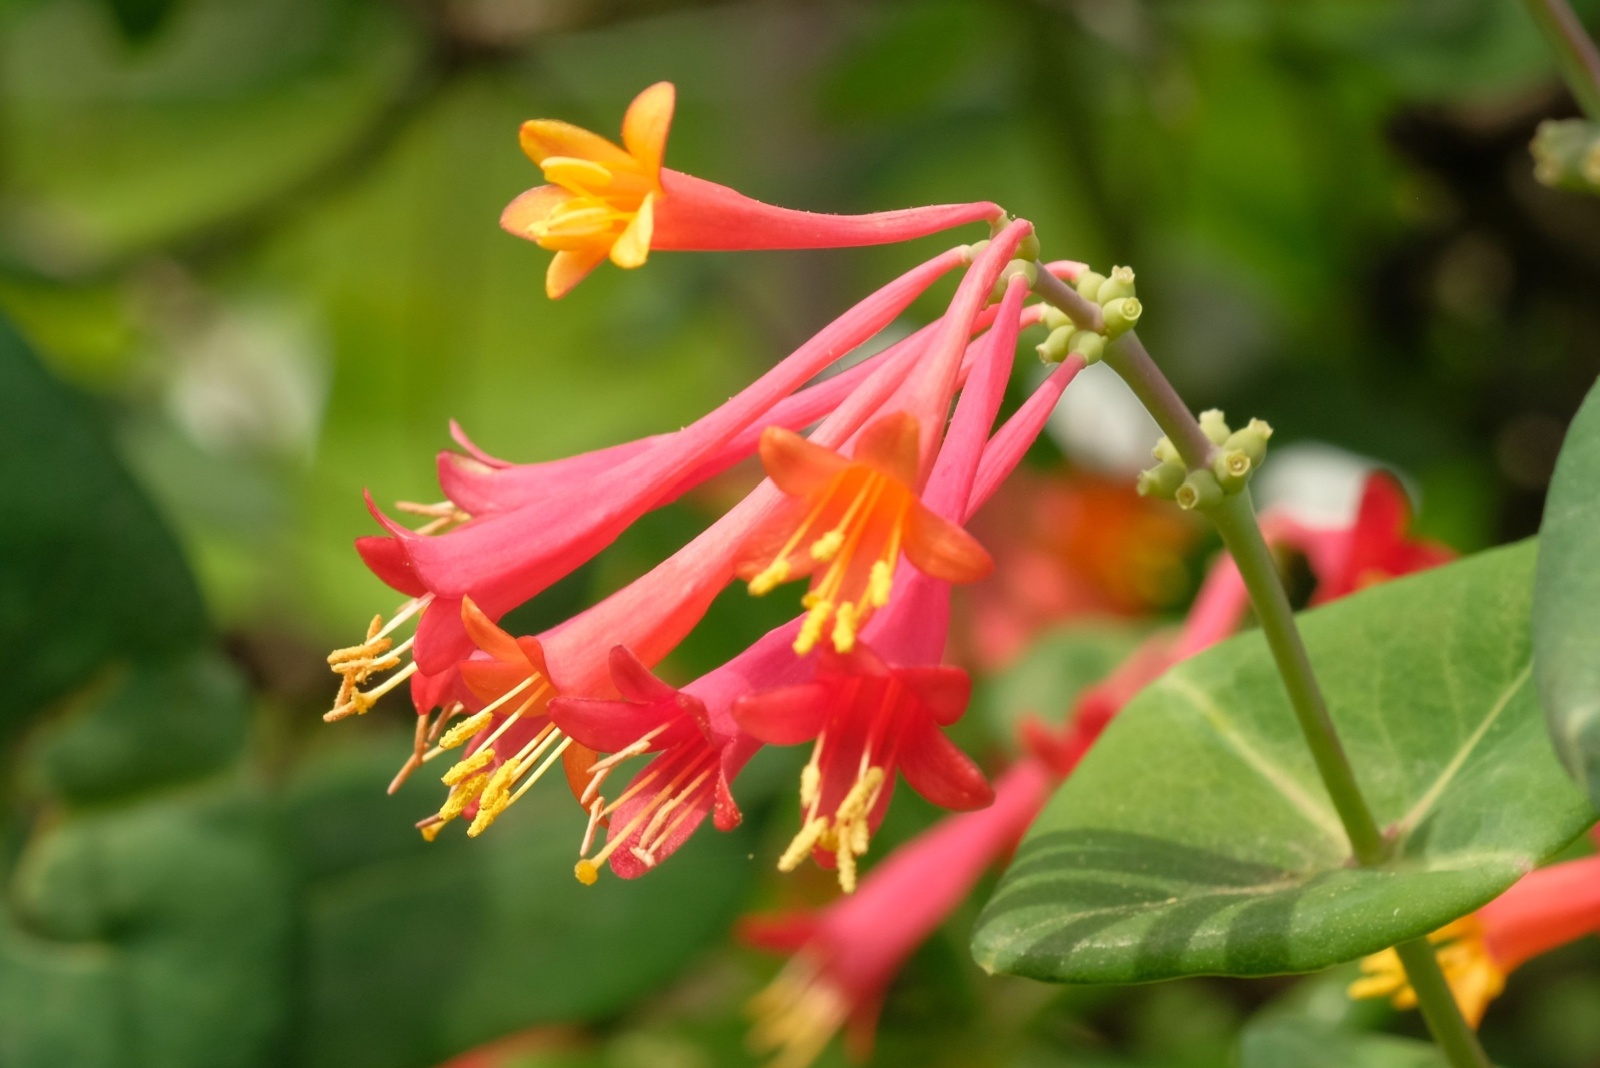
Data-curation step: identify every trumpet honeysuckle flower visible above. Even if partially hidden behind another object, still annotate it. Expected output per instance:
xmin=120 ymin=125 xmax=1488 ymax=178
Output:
xmin=413 ymin=598 xmax=594 ymax=842
xmin=330 ymin=250 xmax=967 ymax=724
xmin=736 ymin=221 xmax=1034 ymax=654
xmin=549 ymin=624 xmax=805 ymax=883
xmin=501 ymin=82 xmax=1003 ymax=298
xmin=742 ymin=757 xmax=1055 ymax=1068
xmin=736 ymin=277 xmax=1052 ymax=887
xmin=1350 ymin=854 xmax=1600 ymax=1027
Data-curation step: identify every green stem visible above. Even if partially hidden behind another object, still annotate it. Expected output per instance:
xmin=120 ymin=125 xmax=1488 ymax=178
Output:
xmin=1394 ymin=940 xmax=1494 ymax=1068
xmin=1021 ymin=299 xmax=1494 ymax=1066
xmin=1203 ymin=490 xmax=1388 ymax=864
xmin=1522 ymin=0 xmax=1600 ymax=120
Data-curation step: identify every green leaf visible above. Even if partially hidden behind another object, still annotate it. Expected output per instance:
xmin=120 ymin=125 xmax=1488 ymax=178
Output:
xmin=285 ymin=739 xmax=758 ymax=1068
xmin=1239 ymin=1017 xmax=1449 ymax=1068
xmin=28 ymin=651 xmax=250 ymax=803
xmin=1535 ymin=379 xmax=1600 ymax=809
xmin=972 ymin=541 xmax=1594 ymax=984
xmin=0 ymin=314 xmax=206 ymax=731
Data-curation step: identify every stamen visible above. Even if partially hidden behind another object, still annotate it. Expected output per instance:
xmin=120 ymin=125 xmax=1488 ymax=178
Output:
xmin=386 ymin=712 xmax=433 ymax=795
xmin=438 ymin=709 xmax=494 ymax=750
xmin=580 ymin=796 xmax=606 ymax=855
xmin=326 ymin=661 xmax=418 ymax=721
xmin=441 ymin=747 xmax=494 ymax=786
xmin=777 ymin=816 xmax=829 ymax=872
xmin=588 ymin=724 xmax=670 ymax=773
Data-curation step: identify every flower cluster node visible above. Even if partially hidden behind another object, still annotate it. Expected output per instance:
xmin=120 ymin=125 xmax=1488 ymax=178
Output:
xmin=1138 ymin=413 xmax=1272 ymax=508
xmin=1531 ymin=118 xmax=1600 ymax=194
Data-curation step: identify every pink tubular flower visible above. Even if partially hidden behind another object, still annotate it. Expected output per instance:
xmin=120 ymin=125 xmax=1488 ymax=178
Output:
xmin=735 ymin=274 xmax=1085 ymax=889
xmin=1351 ymin=854 xmax=1600 ymax=1028
xmin=499 ymin=82 xmax=1003 ymax=298
xmin=327 ymin=248 xmax=970 ymax=722
xmin=742 ymin=758 xmax=1054 ymax=1068
xmin=734 ymin=221 xmax=1034 ymax=657
xmin=396 ymin=252 xmax=1030 ymax=837
xmin=549 ymin=622 xmax=803 ymax=883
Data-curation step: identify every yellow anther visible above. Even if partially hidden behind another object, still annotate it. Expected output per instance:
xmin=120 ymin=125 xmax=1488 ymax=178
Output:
xmin=478 ymin=760 xmax=521 ymax=813
xmin=747 ymin=558 xmax=791 ymax=597
xmin=438 ymin=709 xmax=493 ymax=750
xmin=540 ymin=156 xmax=615 ymax=188
xmin=837 ymin=841 xmax=858 ymax=894
xmin=799 ymin=762 xmax=821 ymax=808
xmin=778 ymin=816 xmax=829 ymax=872
xmin=809 ymin=530 xmax=844 ymax=562
xmin=866 ymin=560 xmax=894 ymax=608
xmin=441 ymin=748 xmax=494 ymax=786
xmin=575 ymin=859 xmax=600 ymax=886
xmin=830 ymin=603 xmax=859 ymax=653
xmin=849 ymin=814 xmax=871 ymax=856
xmin=794 ymin=600 xmax=832 ymax=656
xmin=467 ymin=794 xmax=509 ymax=837
xmin=420 ymin=821 xmax=443 ymax=843
xmin=438 ymin=772 xmax=488 ymax=823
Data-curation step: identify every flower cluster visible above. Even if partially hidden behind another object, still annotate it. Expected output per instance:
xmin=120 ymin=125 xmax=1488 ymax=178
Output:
xmin=324 ymin=83 xmax=1100 ymax=895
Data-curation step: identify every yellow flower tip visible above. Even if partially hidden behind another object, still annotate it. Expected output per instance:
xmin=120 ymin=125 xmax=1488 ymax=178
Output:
xmin=608 ymin=192 xmax=654 ymax=269
xmin=439 ymin=709 xmax=493 ymax=750
xmin=574 ymin=859 xmax=600 ymax=886
xmin=420 ymin=822 xmax=443 ymax=843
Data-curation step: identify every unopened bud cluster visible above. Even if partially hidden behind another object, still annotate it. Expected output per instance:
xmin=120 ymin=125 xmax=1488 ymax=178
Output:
xmin=1037 ymin=265 xmax=1141 ymax=366
xmin=1531 ymin=119 xmax=1600 ymax=195
xmin=1137 ymin=411 xmax=1273 ymax=512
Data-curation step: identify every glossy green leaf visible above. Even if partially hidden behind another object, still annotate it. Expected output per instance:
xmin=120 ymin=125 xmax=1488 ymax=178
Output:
xmin=1535 ymin=379 xmax=1600 ymax=809
xmin=1239 ymin=1017 xmax=1448 ymax=1068
xmin=972 ymin=541 xmax=1594 ymax=984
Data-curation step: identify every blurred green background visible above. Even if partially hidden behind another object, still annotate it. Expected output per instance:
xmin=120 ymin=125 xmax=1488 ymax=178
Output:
xmin=3 ymin=1 xmax=1600 ymax=1066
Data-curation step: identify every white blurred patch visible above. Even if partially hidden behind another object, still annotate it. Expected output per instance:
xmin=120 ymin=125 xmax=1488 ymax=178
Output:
xmin=1044 ymin=360 xmax=1162 ymax=476
xmin=1253 ymin=442 xmax=1383 ymax=528
xmin=165 ymin=298 xmax=328 ymax=460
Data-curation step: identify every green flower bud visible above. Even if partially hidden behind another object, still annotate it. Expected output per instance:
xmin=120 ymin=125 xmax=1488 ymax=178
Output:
xmin=1530 ymin=118 xmax=1600 ymax=195
xmin=1212 ymin=448 xmax=1253 ymax=494
xmin=1015 ymin=231 xmax=1042 ymax=263
xmin=1101 ymin=297 xmax=1142 ymax=338
xmin=1040 ymin=305 xmax=1072 ymax=331
xmin=1136 ymin=461 xmax=1186 ymax=500
xmin=1095 ymin=265 xmax=1137 ymax=304
xmin=1175 ymin=469 xmax=1223 ymax=512
xmin=1223 ymin=417 xmax=1273 ymax=467
xmin=1074 ymin=270 xmax=1108 ymax=301
xmin=1036 ymin=324 xmax=1074 ymax=364
xmin=1069 ymin=330 xmax=1105 ymax=364
xmin=1198 ymin=409 xmax=1231 ymax=445
xmin=991 ymin=259 xmax=1038 ymax=301
xmin=963 ymin=238 xmax=990 ymax=264
xmin=1152 ymin=436 xmax=1181 ymax=466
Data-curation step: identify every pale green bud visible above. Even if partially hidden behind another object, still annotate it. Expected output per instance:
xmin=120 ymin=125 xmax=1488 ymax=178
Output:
xmin=1101 ymin=297 xmax=1142 ymax=338
xmin=1074 ymin=270 xmax=1108 ymax=301
xmin=1036 ymin=325 xmax=1074 ymax=364
xmin=1136 ymin=461 xmax=1186 ymax=500
xmin=1212 ymin=448 xmax=1253 ymax=494
xmin=1069 ymin=330 xmax=1105 ymax=365
xmin=1040 ymin=305 xmax=1072 ymax=331
xmin=991 ymin=259 xmax=1038 ymax=301
xmin=1530 ymin=119 xmax=1600 ymax=195
xmin=1198 ymin=409 xmax=1231 ymax=445
xmin=962 ymin=238 xmax=990 ymax=264
xmin=1015 ymin=231 xmax=1041 ymax=262
xmin=1223 ymin=418 xmax=1273 ymax=467
xmin=1175 ymin=469 xmax=1223 ymax=512
xmin=1152 ymin=436 xmax=1181 ymax=466
xmin=1095 ymin=265 xmax=1137 ymax=304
